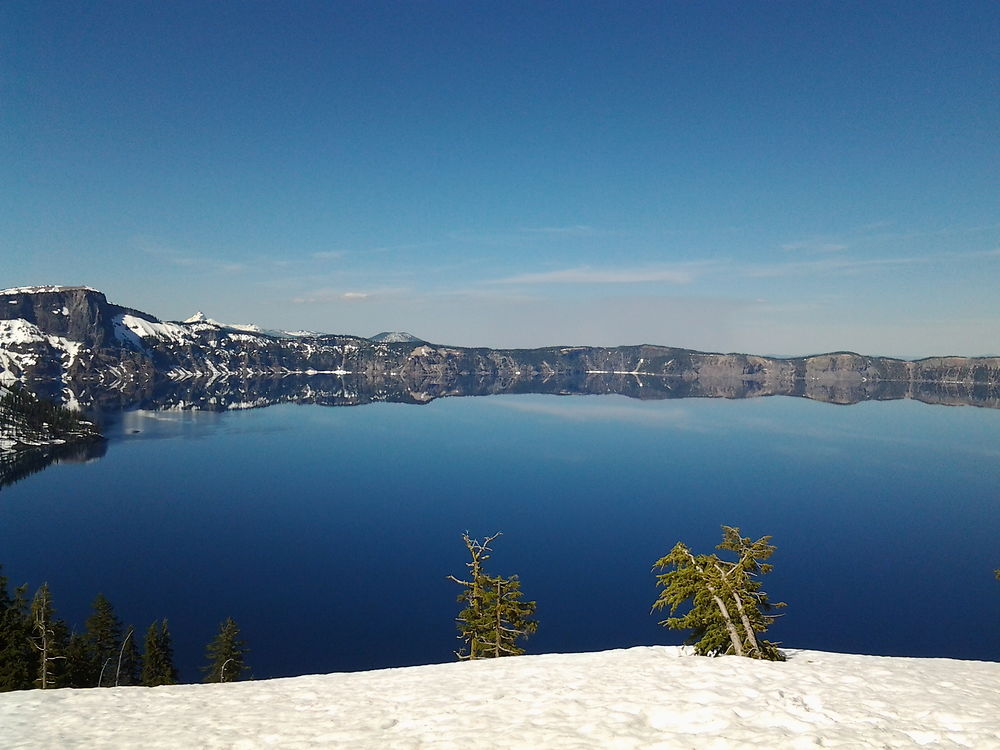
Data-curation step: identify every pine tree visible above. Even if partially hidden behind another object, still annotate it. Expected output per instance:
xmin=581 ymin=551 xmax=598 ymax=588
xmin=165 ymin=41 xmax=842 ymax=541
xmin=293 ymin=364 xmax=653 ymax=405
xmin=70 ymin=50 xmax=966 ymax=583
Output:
xmin=0 ymin=570 xmax=35 ymax=692
xmin=29 ymin=584 xmax=67 ymax=688
xmin=84 ymin=593 xmax=123 ymax=687
xmin=448 ymin=532 xmax=537 ymax=660
xmin=202 ymin=617 xmax=250 ymax=683
xmin=114 ymin=626 xmax=142 ymax=686
xmin=142 ymin=619 xmax=179 ymax=686
xmin=63 ymin=632 xmax=93 ymax=688
xmin=478 ymin=573 xmax=538 ymax=658
xmin=652 ymin=525 xmax=785 ymax=661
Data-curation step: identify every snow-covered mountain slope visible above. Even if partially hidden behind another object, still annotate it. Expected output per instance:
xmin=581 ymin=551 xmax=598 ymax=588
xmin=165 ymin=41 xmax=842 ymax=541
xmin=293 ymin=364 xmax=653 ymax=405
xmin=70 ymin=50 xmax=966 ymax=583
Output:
xmin=184 ymin=312 xmax=325 ymax=339
xmin=1 ymin=647 xmax=997 ymax=749
xmin=0 ymin=384 xmax=101 ymax=454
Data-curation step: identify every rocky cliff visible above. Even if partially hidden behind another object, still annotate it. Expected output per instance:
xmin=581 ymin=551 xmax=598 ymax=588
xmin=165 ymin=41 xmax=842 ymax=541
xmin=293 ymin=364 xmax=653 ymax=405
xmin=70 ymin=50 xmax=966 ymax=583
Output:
xmin=2 ymin=286 xmax=999 ymax=412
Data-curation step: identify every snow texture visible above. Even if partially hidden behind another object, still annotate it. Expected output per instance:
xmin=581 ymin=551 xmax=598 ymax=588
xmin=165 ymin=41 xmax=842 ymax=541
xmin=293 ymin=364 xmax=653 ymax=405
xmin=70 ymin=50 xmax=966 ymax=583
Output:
xmin=113 ymin=314 xmax=195 ymax=347
xmin=0 ymin=320 xmax=84 ymax=383
xmin=371 ymin=331 xmax=423 ymax=343
xmin=0 ymin=285 xmax=99 ymax=295
xmin=2 ymin=647 xmax=998 ymax=749
xmin=182 ymin=312 xmax=324 ymax=339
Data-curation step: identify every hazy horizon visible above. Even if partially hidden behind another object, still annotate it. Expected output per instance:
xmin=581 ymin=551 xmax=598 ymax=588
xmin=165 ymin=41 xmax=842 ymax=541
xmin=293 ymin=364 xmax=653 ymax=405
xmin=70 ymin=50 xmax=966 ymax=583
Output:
xmin=3 ymin=2 xmax=997 ymax=356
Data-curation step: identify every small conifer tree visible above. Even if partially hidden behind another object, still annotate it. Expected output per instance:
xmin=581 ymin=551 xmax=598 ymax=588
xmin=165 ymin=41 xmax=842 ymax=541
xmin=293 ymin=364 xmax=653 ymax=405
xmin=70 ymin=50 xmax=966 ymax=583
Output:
xmin=652 ymin=525 xmax=785 ymax=661
xmin=84 ymin=593 xmax=123 ymax=687
xmin=64 ymin=632 xmax=93 ymax=688
xmin=0 ymin=570 xmax=35 ymax=691
xmin=115 ymin=626 xmax=142 ymax=686
xmin=448 ymin=533 xmax=537 ymax=659
xmin=142 ymin=619 xmax=179 ymax=686
xmin=202 ymin=617 xmax=250 ymax=683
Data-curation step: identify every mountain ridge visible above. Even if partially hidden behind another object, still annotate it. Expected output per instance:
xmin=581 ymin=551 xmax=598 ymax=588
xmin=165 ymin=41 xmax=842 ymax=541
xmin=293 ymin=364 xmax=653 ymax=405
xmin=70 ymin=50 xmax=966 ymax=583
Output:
xmin=1 ymin=287 xmax=999 ymax=412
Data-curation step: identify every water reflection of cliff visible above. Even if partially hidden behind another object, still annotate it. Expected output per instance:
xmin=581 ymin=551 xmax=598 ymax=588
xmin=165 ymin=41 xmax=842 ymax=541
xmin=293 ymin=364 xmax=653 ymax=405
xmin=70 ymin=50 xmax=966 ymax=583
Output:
xmin=57 ymin=369 xmax=1000 ymax=415
xmin=0 ymin=440 xmax=108 ymax=493
xmin=6 ymin=370 xmax=997 ymax=491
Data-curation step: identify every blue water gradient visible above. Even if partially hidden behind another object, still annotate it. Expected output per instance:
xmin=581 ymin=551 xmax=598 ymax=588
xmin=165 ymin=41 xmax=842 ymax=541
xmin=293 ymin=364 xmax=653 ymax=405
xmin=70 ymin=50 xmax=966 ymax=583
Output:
xmin=1 ymin=394 xmax=998 ymax=680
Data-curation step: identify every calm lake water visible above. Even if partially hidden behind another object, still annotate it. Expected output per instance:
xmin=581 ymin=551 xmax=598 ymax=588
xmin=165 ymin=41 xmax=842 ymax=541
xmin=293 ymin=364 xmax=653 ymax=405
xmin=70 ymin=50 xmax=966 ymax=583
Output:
xmin=2 ymin=393 xmax=998 ymax=680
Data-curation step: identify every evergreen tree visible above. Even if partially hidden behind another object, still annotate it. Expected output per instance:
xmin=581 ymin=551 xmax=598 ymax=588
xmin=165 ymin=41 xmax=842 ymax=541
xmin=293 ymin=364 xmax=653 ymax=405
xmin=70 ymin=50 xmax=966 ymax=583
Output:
xmin=478 ymin=573 xmax=538 ymax=658
xmin=142 ymin=619 xmax=179 ymax=687
xmin=0 ymin=570 xmax=35 ymax=692
xmin=29 ymin=583 xmax=67 ymax=688
xmin=448 ymin=533 xmax=537 ymax=660
xmin=114 ymin=626 xmax=142 ymax=686
xmin=202 ymin=617 xmax=250 ymax=683
xmin=652 ymin=525 xmax=785 ymax=661
xmin=63 ymin=632 xmax=93 ymax=689
xmin=0 ymin=567 xmax=9 ymax=611
xmin=83 ymin=593 xmax=123 ymax=687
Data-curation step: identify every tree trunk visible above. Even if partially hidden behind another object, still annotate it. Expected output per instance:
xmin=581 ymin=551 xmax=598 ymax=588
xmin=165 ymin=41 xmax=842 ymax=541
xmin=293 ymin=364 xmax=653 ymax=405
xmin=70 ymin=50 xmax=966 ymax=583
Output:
xmin=682 ymin=550 xmax=744 ymax=657
xmin=715 ymin=562 xmax=762 ymax=656
xmin=705 ymin=584 xmax=744 ymax=657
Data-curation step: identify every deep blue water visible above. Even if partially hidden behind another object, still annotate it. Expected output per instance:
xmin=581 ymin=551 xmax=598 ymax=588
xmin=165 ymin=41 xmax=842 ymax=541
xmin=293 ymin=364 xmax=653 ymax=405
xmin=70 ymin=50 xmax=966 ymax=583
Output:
xmin=1 ymin=394 xmax=998 ymax=680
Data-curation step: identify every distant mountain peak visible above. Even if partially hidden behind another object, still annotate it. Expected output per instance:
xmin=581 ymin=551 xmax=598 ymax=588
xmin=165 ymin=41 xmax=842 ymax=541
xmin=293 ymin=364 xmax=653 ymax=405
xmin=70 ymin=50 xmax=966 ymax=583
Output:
xmin=370 ymin=331 xmax=424 ymax=343
xmin=184 ymin=311 xmax=209 ymax=323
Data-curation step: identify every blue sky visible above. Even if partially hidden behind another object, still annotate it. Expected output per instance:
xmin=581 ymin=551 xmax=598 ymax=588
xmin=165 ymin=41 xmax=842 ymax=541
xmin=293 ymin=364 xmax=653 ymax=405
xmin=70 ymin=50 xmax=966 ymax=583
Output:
xmin=3 ymin=1 xmax=998 ymax=355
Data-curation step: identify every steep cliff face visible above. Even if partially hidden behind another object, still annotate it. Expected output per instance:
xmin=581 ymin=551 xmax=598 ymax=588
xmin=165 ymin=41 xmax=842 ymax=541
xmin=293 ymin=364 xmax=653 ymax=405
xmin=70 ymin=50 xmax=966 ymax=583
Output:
xmin=1 ymin=287 xmax=999 ymax=411
xmin=0 ymin=286 xmax=156 ymax=348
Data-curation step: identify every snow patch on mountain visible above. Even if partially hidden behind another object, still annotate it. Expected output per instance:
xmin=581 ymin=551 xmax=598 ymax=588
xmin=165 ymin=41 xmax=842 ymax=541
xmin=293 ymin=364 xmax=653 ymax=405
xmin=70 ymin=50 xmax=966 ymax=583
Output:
xmin=114 ymin=314 xmax=195 ymax=348
xmin=370 ymin=331 xmax=423 ymax=343
xmin=0 ymin=319 xmax=47 ymax=347
xmin=0 ymin=320 xmax=86 ymax=382
xmin=0 ymin=285 xmax=99 ymax=296
xmin=182 ymin=312 xmax=325 ymax=339
xmin=1 ymin=647 xmax=998 ymax=749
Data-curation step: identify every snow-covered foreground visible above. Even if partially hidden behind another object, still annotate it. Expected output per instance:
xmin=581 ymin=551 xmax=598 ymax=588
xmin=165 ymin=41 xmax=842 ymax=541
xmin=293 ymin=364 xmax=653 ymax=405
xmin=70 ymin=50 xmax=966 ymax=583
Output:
xmin=2 ymin=647 xmax=998 ymax=749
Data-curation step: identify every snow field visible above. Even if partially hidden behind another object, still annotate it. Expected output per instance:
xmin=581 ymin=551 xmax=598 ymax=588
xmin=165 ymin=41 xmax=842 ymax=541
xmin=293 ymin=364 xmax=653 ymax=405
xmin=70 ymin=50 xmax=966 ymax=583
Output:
xmin=1 ymin=646 xmax=998 ymax=749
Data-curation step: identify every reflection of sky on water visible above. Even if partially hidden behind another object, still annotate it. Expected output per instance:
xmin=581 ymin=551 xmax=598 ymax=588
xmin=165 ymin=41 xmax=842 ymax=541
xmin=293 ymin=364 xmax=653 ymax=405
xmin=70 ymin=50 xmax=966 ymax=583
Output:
xmin=1 ymin=394 xmax=997 ymax=680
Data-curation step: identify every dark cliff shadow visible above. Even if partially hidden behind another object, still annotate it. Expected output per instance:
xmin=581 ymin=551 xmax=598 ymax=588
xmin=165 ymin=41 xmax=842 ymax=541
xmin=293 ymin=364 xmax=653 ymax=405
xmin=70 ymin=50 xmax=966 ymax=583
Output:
xmin=0 ymin=440 xmax=108 ymax=493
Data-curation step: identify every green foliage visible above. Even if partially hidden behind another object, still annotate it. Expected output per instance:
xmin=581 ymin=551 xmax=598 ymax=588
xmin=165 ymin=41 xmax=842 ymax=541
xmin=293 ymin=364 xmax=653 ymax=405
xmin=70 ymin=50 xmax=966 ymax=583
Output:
xmin=115 ymin=626 xmax=142 ymax=686
xmin=0 ymin=569 xmax=35 ymax=692
xmin=63 ymin=632 xmax=93 ymax=688
xmin=449 ymin=533 xmax=537 ymax=660
xmin=83 ymin=593 xmax=124 ymax=687
xmin=1 ymin=566 xmax=175 ymax=690
xmin=652 ymin=525 xmax=785 ymax=661
xmin=202 ymin=617 xmax=250 ymax=683
xmin=142 ymin=619 xmax=179 ymax=686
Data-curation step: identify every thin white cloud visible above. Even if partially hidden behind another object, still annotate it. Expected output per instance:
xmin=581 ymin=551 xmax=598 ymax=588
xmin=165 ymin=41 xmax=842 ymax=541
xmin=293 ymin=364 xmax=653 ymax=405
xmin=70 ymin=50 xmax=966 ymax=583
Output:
xmin=493 ymin=266 xmax=696 ymax=285
xmin=520 ymin=225 xmax=596 ymax=236
xmin=744 ymin=246 xmax=1000 ymax=280
xmin=292 ymin=287 xmax=405 ymax=304
xmin=781 ymin=240 xmax=849 ymax=253
xmin=134 ymin=237 xmax=248 ymax=274
xmin=312 ymin=250 xmax=346 ymax=260
xmin=743 ymin=255 xmax=925 ymax=279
